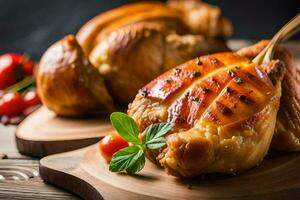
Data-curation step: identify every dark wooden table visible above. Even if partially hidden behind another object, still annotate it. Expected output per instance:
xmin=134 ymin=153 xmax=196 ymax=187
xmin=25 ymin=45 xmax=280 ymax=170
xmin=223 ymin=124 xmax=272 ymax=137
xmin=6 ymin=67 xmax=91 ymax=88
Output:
xmin=0 ymin=125 xmax=80 ymax=200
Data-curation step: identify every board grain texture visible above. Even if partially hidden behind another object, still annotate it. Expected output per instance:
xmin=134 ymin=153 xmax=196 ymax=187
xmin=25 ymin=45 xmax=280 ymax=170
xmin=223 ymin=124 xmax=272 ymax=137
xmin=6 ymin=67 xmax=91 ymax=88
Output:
xmin=0 ymin=125 xmax=80 ymax=200
xmin=16 ymin=107 xmax=114 ymax=158
xmin=40 ymin=144 xmax=300 ymax=200
xmin=0 ymin=159 xmax=80 ymax=200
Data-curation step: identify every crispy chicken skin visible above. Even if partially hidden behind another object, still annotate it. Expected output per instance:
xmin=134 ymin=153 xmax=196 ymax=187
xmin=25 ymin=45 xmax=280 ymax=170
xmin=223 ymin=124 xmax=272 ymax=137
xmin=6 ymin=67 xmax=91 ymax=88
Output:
xmin=273 ymin=57 xmax=300 ymax=151
xmin=167 ymin=0 xmax=232 ymax=37
xmin=238 ymin=41 xmax=300 ymax=152
xmin=128 ymin=41 xmax=286 ymax=177
xmin=88 ymin=22 xmax=228 ymax=104
xmin=77 ymin=0 xmax=231 ymax=105
xmin=38 ymin=0 xmax=232 ymax=115
xmin=37 ymin=35 xmax=113 ymax=116
xmin=76 ymin=0 xmax=232 ymax=55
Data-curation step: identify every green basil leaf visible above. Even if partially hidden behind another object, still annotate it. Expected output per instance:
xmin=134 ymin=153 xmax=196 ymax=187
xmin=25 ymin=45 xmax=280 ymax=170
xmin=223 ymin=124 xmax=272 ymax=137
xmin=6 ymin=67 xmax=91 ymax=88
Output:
xmin=110 ymin=112 xmax=140 ymax=145
xmin=143 ymin=122 xmax=172 ymax=149
xmin=146 ymin=137 xmax=166 ymax=149
xmin=109 ymin=146 xmax=145 ymax=173
xmin=126 ymin=150 xmax=145 ymax=174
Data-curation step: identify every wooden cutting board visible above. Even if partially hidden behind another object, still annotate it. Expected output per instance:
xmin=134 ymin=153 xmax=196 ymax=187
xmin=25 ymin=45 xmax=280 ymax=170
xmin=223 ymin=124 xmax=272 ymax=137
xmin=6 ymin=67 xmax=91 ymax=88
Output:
xmin=39 ymin=143 xmax=300 ymax=200
xmin=16 ymin=106 xmax=114 ymax=158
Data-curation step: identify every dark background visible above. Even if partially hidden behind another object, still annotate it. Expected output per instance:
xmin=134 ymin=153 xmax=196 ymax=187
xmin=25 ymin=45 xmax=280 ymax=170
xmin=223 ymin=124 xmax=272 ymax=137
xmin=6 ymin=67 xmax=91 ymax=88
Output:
xmin=0 ymin=0 xmax=299 ymax=59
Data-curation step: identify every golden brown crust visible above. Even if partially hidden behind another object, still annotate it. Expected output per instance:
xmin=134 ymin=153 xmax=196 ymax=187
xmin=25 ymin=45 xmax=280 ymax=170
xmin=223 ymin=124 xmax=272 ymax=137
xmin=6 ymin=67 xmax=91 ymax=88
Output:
xmin=89 ymin=21 xmax=228 ymax=104
xmin=237 ymin=40 xmax=300 ymax=152
xmin=272 ymin=50 xmax=300 ymax=151
xmin=94 ymin=7 xmax=186 ymax=43
xmin=163 ymin=34 xmax=229 ymax=70
xmin=77 ymin=1 xmax=232 ymax=55
xmin=89 ymin=22 xmax=166 ymax=104
xmin=128 ymin=41 xmax=286 ymax=177
xmin=167 ymin=0 xmax=233 ymax=37
xmin=37 ymin=35 xmax=114 ymax=116
xmin=76 ymin=2 xmax=170 ymax=54
xmin=237 ymin=40 xmax=269 ymax=59
xmin=74 ymin=1 xmax=231 ymax=106
xmin=39 ymin=1 xmax=232 ymax=116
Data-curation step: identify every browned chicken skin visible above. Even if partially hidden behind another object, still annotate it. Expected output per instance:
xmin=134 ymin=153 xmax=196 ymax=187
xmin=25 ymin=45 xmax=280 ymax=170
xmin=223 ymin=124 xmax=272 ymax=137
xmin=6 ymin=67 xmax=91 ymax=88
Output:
xmin=37 ymin=0 xmax=232 ymax=116
xmin=128 ymin=41 xmax=286 ymax=177
xmin=88 ymin=22 xmax=228 ymax=104
xmin=273 ymin=59 xmax=300 ymax=151
xmin=37 ymin=35 xmax=113 ymax=116
xmin=238 ymin=41 xmax=300 ymax=152
xmin=167 ymin=0 xmax=232 ymax=37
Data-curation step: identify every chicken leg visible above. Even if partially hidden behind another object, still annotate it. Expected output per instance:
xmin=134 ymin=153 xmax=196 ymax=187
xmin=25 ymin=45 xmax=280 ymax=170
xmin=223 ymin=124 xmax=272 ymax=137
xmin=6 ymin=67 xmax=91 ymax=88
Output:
xmin=128 ymin=42 xmax=286 ymax=177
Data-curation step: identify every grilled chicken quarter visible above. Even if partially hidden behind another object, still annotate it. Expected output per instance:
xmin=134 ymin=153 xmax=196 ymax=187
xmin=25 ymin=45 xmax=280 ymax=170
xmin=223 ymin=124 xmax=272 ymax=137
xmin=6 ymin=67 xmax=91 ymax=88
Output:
xmin=128 ymin=41 xmax=286 ymax=177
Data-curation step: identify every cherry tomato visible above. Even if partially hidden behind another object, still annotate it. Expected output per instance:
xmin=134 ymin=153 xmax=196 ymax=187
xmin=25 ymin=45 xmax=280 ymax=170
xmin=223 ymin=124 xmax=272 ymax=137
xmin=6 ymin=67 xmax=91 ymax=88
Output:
xmin=0 ymin=53 xmax=34 ymax=89
xmin=99 ymin=132 xmax=129 ymax=162
xmin=23 ymin=91 xmax=41 ymax=108
xmin=0 ymin=92 xmax=24 ymax=117
xmin=9 ymin=53 xmax=35 ymax=75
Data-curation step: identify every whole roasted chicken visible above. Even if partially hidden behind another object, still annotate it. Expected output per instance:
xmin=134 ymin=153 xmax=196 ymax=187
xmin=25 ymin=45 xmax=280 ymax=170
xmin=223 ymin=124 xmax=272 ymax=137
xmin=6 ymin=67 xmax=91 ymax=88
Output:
xmin=128 ymin=41 xmax=288 ymax=177
xmin=37 ymin=0 xmax=232 ymax=116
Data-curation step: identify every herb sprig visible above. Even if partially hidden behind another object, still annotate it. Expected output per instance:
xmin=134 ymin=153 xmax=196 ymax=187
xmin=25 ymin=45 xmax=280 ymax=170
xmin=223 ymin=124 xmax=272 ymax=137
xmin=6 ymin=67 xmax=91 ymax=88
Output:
xmin=109 ymin=112 xmax=172 ymax=174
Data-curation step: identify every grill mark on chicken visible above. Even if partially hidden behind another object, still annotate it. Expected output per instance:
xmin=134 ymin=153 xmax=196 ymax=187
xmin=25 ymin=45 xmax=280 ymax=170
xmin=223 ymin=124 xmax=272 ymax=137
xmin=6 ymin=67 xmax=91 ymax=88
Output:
xmin=139 ymin=88 xmax=149 ymax=97
xmin=140 ymin=53 xmax=250 ymax=106
xmin=201 ymin=63 xmax=276 ymax=126
xmin=239 ymin=94 xmax=252 ymax=104
xmin=168 ymin=66 xmax=233 ymax=128
xmin=135 ymin=53 xmax=276 ymax=129
xmin=215 ymin=101 xmax=233 ymax=115
xmin=165 ymin=57 xmax=276 ymax=128
xmin=140 ymin=57 xmax=224 ymax=101
xmin=167 ymin=56 xmax=262 ymax=128
xmin=202 ymin=56 xmax=223 ymax=67
xmin=128 ymin=42 xmax=287 ymax=177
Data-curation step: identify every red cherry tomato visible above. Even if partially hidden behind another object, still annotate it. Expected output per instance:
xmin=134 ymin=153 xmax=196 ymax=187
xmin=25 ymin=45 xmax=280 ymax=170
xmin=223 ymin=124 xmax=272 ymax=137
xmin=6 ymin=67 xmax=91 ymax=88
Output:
xmin=23 ymin=91 xmax=41 ymax=108
xmin=9 ymin=53 xmax=35 ymax=75
xmin=0 ymin=53 xmax=34 ymax=89
xmin=99 ymin=132 xmax=129 ymax=162
xmin=0 ymin=92 xmax=24 ymax=117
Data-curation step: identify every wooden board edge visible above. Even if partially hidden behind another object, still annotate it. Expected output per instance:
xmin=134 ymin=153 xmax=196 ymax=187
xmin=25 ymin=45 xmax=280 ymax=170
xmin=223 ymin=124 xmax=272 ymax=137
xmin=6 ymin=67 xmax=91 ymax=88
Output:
xmin=39 ymin=144 xmax=300 ymax=200
xmin=15 ymin=106 xmax=113 ymax=142
xmin=39 ymin=146 xmax=164 ymax=200
xmin=16 ymin=135 xmax=101 ymax=158
xmin=39 ymin=158 xmax=104 ymax=200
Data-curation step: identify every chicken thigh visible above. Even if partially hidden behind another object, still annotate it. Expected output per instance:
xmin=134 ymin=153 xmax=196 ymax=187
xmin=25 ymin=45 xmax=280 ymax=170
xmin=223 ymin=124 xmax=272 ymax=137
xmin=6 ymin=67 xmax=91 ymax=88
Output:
xmin=128 ymin=41 xmax=286 ymax=177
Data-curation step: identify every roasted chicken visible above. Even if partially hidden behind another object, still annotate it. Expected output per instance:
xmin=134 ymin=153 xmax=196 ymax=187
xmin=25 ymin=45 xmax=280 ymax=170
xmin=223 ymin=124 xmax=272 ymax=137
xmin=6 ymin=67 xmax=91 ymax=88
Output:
xmin=37 ymin=0 xmax=232 ymax=116
xmin=128 ymin=41 xmax=286 ymax=177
